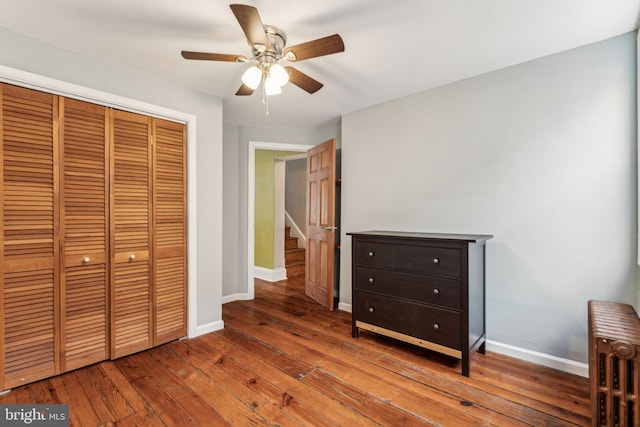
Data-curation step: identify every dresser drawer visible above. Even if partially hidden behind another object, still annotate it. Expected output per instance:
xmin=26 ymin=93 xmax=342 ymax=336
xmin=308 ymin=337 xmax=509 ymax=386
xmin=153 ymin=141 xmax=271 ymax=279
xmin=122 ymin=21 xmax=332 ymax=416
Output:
xmin=355 ymin=241 xmax=461 ymax=278
xmin=355 ymin=291 xmax=461 ymax=350
xmin=355 ymin=266 xmax=461 ymax=309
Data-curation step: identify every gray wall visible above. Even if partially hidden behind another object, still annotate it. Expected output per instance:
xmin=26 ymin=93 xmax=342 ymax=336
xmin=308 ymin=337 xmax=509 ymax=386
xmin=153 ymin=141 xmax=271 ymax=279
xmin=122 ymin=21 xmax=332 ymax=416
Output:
xmin=0 ymin=27 xmax=224 ymax=328
xmin=340 ymin=32 xmax=637 ymax=363
xmin=223 ymin=123 xmax=242 ymax=297
xmin=285 ymin=158 xmax=307 ymax=231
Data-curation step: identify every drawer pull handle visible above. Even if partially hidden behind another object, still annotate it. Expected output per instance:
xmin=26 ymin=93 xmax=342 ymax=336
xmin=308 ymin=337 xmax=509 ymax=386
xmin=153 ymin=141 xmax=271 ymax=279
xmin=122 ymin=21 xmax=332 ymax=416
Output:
xmin=368 ymin=251 xmax=374 ymax=257
xmin=433 ymin=288 xmax=439 ymax=295
xmin=369 ymin=307 xmax=374 ymax=313
xmin=432 ymin=258 xmax=440 ymax=264
xmin=129 ymin=254 xmax=136 ymax=261
xmin=368 ymin=277 xmax=374 ymax=284
xmin=82 ymin=257 xmax=90 ymax=264
xmin=433 ymin=323 xmax=440 ymax=330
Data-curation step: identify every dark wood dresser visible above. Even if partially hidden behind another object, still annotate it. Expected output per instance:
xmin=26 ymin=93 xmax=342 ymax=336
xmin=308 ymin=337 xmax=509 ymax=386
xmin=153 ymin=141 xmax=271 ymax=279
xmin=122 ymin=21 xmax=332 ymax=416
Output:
xmin=348 ymin=231 xmax=492 ymax=376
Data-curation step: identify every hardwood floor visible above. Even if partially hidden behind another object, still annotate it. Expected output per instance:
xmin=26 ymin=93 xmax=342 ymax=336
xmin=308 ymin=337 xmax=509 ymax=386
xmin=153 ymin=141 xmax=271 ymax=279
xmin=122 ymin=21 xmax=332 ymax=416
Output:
xmin=0 ymin=276 xmax=591 ymax=426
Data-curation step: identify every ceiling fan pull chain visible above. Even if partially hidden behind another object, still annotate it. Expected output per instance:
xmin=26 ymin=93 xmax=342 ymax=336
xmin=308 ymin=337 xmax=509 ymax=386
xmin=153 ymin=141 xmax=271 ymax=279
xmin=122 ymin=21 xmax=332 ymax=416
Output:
xmin=262 ymin=78 xmax=270 ymax=116
xmin=265 ymin=90 xmax=270 ymax=117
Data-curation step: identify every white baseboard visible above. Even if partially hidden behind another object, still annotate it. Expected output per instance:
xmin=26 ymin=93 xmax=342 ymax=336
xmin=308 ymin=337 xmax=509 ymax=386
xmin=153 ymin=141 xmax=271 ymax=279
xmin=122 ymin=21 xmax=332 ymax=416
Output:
xmin=222 ymin=293 xmax=253 ymax=304
xmin=338 ymin=301 xmax=588 ymax=377
xmin=254 ymin=266 xmax=287 ymax=282
xmin=485 ymin=340 xmax=588 ymax=377
xmin=338 ymin=302 xmax=352 ymax=313
xmin=192 ymin=320 xmax=224 ymax=338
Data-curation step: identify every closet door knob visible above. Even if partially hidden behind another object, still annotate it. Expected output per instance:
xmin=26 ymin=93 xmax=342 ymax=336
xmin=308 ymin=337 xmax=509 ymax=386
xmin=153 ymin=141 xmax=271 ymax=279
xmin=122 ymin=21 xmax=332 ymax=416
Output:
xmin=129 ymin=254 xmax=136 ymax=261
xmin=82 ymin=257 xmax=90 ymax=264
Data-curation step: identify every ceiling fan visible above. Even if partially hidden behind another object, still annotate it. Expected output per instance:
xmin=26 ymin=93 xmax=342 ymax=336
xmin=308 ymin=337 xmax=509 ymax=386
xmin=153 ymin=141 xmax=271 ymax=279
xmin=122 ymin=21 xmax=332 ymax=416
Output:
xmin=181 ymin=4 xmax=345 ymax=97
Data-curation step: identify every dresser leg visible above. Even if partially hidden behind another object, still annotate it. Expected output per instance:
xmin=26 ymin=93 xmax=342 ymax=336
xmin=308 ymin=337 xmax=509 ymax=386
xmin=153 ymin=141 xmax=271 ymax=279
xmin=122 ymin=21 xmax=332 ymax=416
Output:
xmin=352 ymin=324 xmax=359 ymax=338
xmin=478 ymin=341 xmax=486 ymax=355
xmin=462 ymin=352 xmax=470 ymax=377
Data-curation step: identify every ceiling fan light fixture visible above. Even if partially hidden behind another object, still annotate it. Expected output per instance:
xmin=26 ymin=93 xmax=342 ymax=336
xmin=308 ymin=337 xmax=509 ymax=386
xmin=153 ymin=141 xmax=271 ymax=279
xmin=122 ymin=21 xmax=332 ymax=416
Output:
xmin=268 ymin=63 xmax=289 ymax=87
xmin=264 ymin=76 xmax=282 ymax=95
xmin=241 ymin=65 xmax=262 ymax=89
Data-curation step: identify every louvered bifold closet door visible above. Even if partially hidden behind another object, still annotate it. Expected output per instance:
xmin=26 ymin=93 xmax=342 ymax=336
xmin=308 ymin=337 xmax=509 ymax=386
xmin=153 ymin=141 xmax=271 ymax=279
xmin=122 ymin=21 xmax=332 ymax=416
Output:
xmin=0 ymin=84 xmax=59 ymax=390
xmin=59 ymin=98 xmax=109 ymax=371
xmin=153 ymin=119 xmax=186 ymax=345
xmin=110 ymin=110 xmax=152 ymax=358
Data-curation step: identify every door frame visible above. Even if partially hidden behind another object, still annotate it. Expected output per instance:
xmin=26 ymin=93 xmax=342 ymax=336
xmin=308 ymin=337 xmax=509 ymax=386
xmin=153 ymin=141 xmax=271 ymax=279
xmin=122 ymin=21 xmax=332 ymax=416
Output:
xmin=0 ymin=64 xmax=200 ymax=338
xmin=247 ymin=141 xmax=314 ymax=299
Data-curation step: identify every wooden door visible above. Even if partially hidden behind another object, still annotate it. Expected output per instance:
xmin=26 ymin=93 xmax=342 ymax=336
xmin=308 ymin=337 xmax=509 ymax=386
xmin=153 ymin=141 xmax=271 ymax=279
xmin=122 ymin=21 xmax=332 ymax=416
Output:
xmin=152 ymin=118 xmax=187 ymax=345
xmin=59 ymin=98 xmax=109 ymax=371
xmin=305 ymin=139 xmax=336 ymax=310
xmin=110 ymin=109 xmax=152 ymax=358
xmin=0 ymin=84 xmax=59 ymax=389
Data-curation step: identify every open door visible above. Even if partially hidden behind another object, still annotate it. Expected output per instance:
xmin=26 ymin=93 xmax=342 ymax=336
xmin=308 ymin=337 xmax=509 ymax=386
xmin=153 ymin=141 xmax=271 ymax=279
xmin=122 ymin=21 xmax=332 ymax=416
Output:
xmin=305 ymin=139 xmax=336 ymax=310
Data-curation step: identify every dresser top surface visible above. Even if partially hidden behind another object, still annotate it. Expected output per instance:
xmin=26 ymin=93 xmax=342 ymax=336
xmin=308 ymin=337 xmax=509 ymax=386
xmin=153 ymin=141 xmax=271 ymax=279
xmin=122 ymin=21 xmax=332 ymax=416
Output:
xmin=347 ymin=230 xmax=493 ymax=243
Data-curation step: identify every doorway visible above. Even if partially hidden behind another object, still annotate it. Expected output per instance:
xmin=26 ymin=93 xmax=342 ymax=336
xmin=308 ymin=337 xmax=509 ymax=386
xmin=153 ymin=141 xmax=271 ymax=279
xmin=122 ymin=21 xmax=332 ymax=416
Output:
xmin=247 ymin=141 xmax=314 ymax=299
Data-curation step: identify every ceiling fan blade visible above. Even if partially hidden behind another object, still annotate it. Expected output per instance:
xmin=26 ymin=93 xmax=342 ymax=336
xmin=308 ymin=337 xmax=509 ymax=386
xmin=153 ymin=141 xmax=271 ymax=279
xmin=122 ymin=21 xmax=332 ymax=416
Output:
xmin=235 ymin=83 xmax=255 ymax=96
xmin=181 ymin=51 xmax=246 ymax=62
xmin=230 ymin=4 xmax=269 ymax=50
xmin=285 ymin=67 xmax=323 ymax=94
xmin=283 ymin=34 xmax=344 ymax=61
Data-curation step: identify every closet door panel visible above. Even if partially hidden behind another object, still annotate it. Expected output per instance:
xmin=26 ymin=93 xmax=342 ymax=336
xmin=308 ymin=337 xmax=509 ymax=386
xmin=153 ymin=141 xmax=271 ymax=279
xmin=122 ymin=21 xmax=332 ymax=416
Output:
xmin=60 ymin=98 xmax=108 ymax=371
xmin=153 ymin=119 xmax=186 ymax=345
xmin=1 ymin=84 xmax=59 ymax=389
xmin=110 ymin=110 xmax=152 ymax=358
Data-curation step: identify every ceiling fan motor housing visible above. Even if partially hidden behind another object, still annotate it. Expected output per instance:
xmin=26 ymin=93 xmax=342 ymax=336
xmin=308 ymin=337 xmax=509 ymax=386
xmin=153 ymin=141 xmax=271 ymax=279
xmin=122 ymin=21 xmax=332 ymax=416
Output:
xmin=255 ymin=25 xmax=287 ymax=62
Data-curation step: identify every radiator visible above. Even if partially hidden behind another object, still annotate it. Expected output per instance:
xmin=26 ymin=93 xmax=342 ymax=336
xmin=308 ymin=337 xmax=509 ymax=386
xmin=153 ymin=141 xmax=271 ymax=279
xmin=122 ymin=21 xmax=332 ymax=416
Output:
xmin=589 ymin=300 xmax=640 ymax=427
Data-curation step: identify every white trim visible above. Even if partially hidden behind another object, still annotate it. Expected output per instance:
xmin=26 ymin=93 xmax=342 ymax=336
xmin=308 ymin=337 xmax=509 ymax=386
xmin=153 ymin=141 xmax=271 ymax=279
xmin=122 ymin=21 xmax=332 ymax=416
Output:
xmin=186 ymin=123 xmax=199 ymax=339
xmin=254 ymin=266 xmax=287 ymax=282
xmin=285 ymin=210 xmax=306 ymax=249
xmin=274 ymin=160 xmax=286 ymax=272
xmin=0 ymin=64 xmax=201 ymax=339
xmin=338 ymin=302 xmax=352 ymax=313
xmin=0 ymin=65 xmax=188 ymax=122
xmin=194 ymin=320 xmax=224 ymax=337
xmin=485 ymin=340 xmax=588 ymax=377
xmin=277 ymin=152 xmax=306 ymax=161
xmin=222 ymin=293 xmax=253 ymax=304
xmin=248 ymin=141 xmax=314 ymax=299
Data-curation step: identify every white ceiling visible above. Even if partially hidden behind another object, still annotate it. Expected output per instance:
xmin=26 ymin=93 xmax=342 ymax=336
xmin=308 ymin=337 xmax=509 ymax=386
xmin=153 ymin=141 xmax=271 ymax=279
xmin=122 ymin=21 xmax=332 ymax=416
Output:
xmin=1 ymin=1 xmax=638 ymax=128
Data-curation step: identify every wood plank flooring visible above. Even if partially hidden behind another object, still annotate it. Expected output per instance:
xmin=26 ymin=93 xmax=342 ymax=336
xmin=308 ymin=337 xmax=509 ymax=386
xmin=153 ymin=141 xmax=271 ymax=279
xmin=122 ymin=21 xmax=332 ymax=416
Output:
xmin=0 ymin=276 xmax=591 ymax=426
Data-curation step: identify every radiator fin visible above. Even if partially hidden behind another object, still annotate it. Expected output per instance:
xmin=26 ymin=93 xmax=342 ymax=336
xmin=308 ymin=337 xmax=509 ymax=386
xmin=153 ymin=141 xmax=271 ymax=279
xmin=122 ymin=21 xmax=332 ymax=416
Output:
xmin=589 ymin=300 xmax=640 ymax=427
